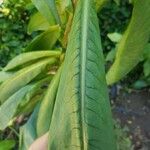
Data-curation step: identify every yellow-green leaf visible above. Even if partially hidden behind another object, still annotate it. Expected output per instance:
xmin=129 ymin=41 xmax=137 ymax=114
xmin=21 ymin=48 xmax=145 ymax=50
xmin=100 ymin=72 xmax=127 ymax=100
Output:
xmin=25 ymin=25 xmax=61 ymax=51
xmin=0 ymin=58 xmax=57 ymax=103
xmin=27 ymin=12 xmax=50 ymax=34
xmin=36 ymin=66 xmax=62 ymax=137
xmin=4 ymin=50 xmax=61 ymax=71
xmin=31 ymin=0 xmax=60 ymax=24
xmin=0 ymin=71 xmax=14 ymax=84
xmin=0 ymin=140 xmax=15 ymax=150
xmin=106 ymin=0 xmax=150 ymax=85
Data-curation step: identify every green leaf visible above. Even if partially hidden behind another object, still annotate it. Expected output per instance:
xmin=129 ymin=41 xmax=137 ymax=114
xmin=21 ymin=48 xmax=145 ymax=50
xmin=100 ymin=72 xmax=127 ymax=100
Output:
xmin=113 ymin=0 xmax=120 ymax=5
xmin=19 ymin=104 xmax=40 ymax=150
xmin=144 ymin=60 xmax=150 ymax=77
xmin=106 ymin=49 xmax=116 ymax=62
xmin=17 ymin=95 xmax=42 ymax=116
xmin=27 ymin=12 xmax=50 ymax=34
xmin=132 ymin=80 xmax=148 ymax=89
xmin=129 ymin=0 xmax=135 ymax=4
xmin=0 ymin=58 xmax=57 ymax=103
xmin=0 ymin=85 xmax=31 ymax=130
xmin=95 ymin=0 xmax=109 ymax=12
xmin=0 ymin=140 xmax=15 ymax=150
xmin=48 ymin=0 xmax=116 ymax=149
xmin=106 ymin=0 xmax=150 ymax=85
xmin=31 ymin=0 xmax=60 ymax=25
xmin=36 ymin=66 xmax=62 ymax=137
xmin=0 ymin=77 xmax=49 ymax=130
xmin=25 ymin=25 xmax=61 ymax=51
xmin=17 ymin=76 xmax=52 ymax=115
xmin=107 ymin=32 xmax=122 ymax=43
xmin=55 ymin=0 xmax=73 ymax=28
xmin=0 ymin=71 xmax=14 ymax=84
xmin=4 ymin=50 xmax=61 ymax=71
xmin=143 ymin=43 xmax=150 ymax=60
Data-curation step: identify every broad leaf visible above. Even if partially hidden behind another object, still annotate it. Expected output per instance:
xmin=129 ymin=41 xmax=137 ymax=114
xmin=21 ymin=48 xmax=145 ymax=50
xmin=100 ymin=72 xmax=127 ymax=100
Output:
xmin=4 ymin=50 xmax=61 ymax=71
xmin=106 ymin=0 xmax=150 ymax=85
xmin=25 ymin=25 xmax=61 ymax=51
xmin=0 ymin=58 xmax=57 ymax=103
xmin=36 ymin=66 xmax=62 ymax=137
xmin=48 ymin=0 xmax=116 ymax=149
xmin=0 ymin=140 xmax=15 ymax=150
xmin=27 ymin=12 xmax=50 ymax=34
xmin=31 ymin=0 xmax=60 ymax=25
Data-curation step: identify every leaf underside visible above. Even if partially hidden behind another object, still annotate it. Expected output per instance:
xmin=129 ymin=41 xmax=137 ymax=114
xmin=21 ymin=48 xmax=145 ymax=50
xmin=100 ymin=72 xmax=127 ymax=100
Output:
xmin=48 ymin=0 xmax=116 ymax=149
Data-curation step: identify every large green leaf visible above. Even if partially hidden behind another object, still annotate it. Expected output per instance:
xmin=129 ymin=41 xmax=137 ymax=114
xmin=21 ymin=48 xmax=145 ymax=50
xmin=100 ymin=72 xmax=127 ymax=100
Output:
xmin=36 ymin=66 xmax=62 ymax=137
xmin=48 ymin=0 xmax=116 ymax=149
xmin=106 ymin=0 xmax=150 ymax=85
xmin=4 ymin=50 xmax=61 ymax=71
xmin=0 ymin=58 xmax=57 ymax=103
xmin=27 ymin=12 xmax=50 ymax=34
xmin=25 ymin=25 xmax=61 ymax=51
xmin=31 ymin=0 xmax=60 ymax=25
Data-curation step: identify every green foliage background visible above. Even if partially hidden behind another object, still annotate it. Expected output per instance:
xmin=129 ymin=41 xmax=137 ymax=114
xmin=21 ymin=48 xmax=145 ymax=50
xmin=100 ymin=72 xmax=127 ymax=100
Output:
xmin=0 ymin=0 xmax=35 ymax=67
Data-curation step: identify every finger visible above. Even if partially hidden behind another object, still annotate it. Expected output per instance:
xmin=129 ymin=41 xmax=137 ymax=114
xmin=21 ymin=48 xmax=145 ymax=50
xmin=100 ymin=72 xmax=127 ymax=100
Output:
xmin=28 ymin=133 xmax=49 ymax=150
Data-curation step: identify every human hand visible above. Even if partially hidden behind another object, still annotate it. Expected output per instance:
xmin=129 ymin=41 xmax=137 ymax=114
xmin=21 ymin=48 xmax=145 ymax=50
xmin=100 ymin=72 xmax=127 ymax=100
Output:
xmin=28 ymin=133 xmax=48 ymax=150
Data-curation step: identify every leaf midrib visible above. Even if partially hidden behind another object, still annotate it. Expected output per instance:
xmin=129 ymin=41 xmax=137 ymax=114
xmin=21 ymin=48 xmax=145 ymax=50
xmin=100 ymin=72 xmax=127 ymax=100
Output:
xmin=80 ymin=0 xmax=90 ymax=149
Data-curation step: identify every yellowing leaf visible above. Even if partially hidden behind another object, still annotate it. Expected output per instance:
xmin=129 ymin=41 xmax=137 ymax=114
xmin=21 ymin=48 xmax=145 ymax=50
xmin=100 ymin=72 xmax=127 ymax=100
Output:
xmin=25 ymin=25 xmax=61 ymax=51
xmin=4 ymin=50 xmax=61 ymax=71
xmin=28 ymin=12 xmax=50 ymax=34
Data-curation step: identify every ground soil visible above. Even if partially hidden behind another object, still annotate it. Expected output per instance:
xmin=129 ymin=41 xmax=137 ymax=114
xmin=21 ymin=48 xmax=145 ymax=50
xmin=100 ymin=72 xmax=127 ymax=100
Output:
xmin=112 ymin=88 xmax=150 ymax=150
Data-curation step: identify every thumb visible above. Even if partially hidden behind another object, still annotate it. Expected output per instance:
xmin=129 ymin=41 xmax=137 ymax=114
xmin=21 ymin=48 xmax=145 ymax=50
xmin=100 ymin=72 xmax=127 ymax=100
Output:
xmin=28 ymin=133 xmax=49 ymax=150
